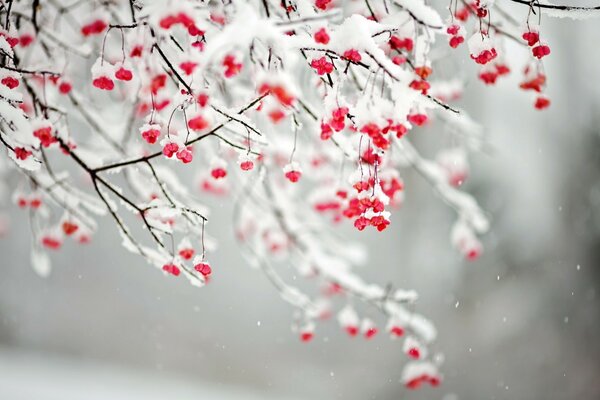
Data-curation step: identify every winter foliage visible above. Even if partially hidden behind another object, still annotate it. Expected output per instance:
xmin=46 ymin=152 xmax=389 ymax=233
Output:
xmin=0 ymin=0 xmax=597 ymax=390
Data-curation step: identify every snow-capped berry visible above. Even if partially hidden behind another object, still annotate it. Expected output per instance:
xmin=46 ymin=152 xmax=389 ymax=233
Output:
xmin=176 ymin=147 xmax=193 ymax=163
xmin=197 ymin=93 xmax=209 ymax=107
xmin=162 ymin=141 xmax=180 ymax=158
xmin=258 ymin=81 xmax=296 ymax=107
xmin=343 ymin=49 xmax=361 ymax=63
xmin=29 ymin=197 xmax=42 ymax=209
xmin=449 ymin=35 xmax=464 ymax=48
xmin=465 ymin=241 xmax=482 ymax=260
xmin=283 ymin=162 xmax=302 ymax=183
xmin=361 ymin=319 xmax=378 ymax=339
xmin=315 ymin=0 xmax=332 ymax=10
xmin=408 ymin=348 xmax=420 ymax=359
xmin=392 ymin=55 xmax=406 ymax=65
xmin=19 ymin=33 xmax=34 ymax=47
xmin=404 ymin=336 xmax=424 ymax=359
xmin=471 ymin=48 xmax=497 ymax=64
xmin=310 ymin=57 xmax=334 ymax=75
xmin=223 ymin=54 xmax=242 ymax=77
xmin=1 ymin=76 xmax=19 ymax=89
xmin=209 ymin=157 xmax=228 ymax=179
xmin=534 ymin=96 xmax=551 ymax=110
xmin=386 ymin=317 xmax=405 ymax=338
xmin=299 ymin=321 xmax=315 ymax=342
xmin=414 ymin=66 xmax=432 ymax=79
xmin=93 ymin=76 xmax=114 ymax=90
xmin=188 ymin=114 xmax=209 ymax=131
xmin=522 ymin=31 xmax=540 ymax=46
xmin=16 ymin=195 xmax=27 ymax=208
xmin=468 ymin=34 xmax=497 ymax=65
xmin=409 ymin=79 xmax=430 ymax=94
xmin=300 ymin=331 xmax=314 ymax=342
xmin=42 ymin=235 xmax=62 ymax=250
xmin=32 ymin=122 xmax=56 ymax=147
xmin=179 ymin=248 xmax=195 ymax=260
xmin=532 ymin=44 xmax=550 ymax=59
xmin=437 ymin=147 xmax=469 ymax=187
xmin=159 ymin=12 xmax=197 ymax=31
xmin=176 ymin=148 xmax=193 ymax=164
xmin=520 ymin=72 xmax=546 ymax=92
xmin=238 ymin=154 xmax=255 ymax=171
xmin=162 ymin=263 xmax=181 ymax=276
xmin=58 ymin=81 xmax=72 ymax=94
xmin=452 ymin=220 xmax=483 ymax=261
xmin=180 ymin=61 xmax=198 ymax=75
xmin=320 ymin=122 xmax=333 ymax=140
xmin=62 ymin=221 xmax=79 ymax=235
xmin=81 ymin=19 xmax=107 ymax=36
xmin=447 ymin=25 xmax=460 ymax=36
xmin=479 ymin=61 xmax=511 ymax=86
xmin=389 ymin=36 xmax=413 ymax=52
xmin=284 ymin=170 xmax=301 ymax=183
xmin=402 ymin=362 xmax=441 ymax=390
xmin=479 ymin=69 xmax=498 ymax=85
xmin=337 ymin=306 xmax=359 ymax=337
xmin=313 ymin=27 xmax=330 ymax=44
xmin=115 ymin=66 xmax=133 ymax=81
xmin=130 ymin=45 xmax=143 ymax=57
xmin=140 ymin=124 xmax=161 ymax=144
xmin=211 ymin=167 xmax=227 ymax=179
xmin=266 ymin=108 xmax=286 ymax=124
xmin=14 ymin=147 xmax=32 ymax=160
xmin=194 ymin=261 xmax=212 ymax=277
xmin=240 ymin=161 xmax=254 ymax=171
xmin=329 ymin=107 xmax=348 ymax=132
xmin=407 ymin=113 xmax=427 ymax=126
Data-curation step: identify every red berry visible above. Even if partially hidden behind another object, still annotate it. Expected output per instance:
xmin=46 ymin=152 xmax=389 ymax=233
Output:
xmin=313 ymin=28 xmax=330 ymax=44
xmin=343 ymin=49 xmax=361 ymax=63
xmin=33 ymin=126 xmax=56 ymax=147
xmin=390 ymin=325 xmax=404 ymax=337
xmin=364 ymin=327 xmax=378 ymax=339
xmin=62 ymin=221 xmax=79 ymax=235
xmin=188 ymin=115 xmax=209 ymax=131
xmin=162 ymin=263 xmax=181 ymax=276
xmin=1 ymin=76 xmax=19 ymax=89
xmin=211 ymin=167 xmax=227 ymax=179
xmin=532 ymin=44 xmax=550 ymax=59
xmin=180 ymin=61 xmax=198 ymax=75
xmin=240 ymin=160 xmax=254 ymax=171
xmin=300 ymin=331 xmax=314 ymax=342
xmin=14 ymin=147 xmax=32 ymax=160
xmin=115 ymin=67 xmax=133 ymax=81
xmin=407 ymin=347 xmax=420 ymax=359
xmin=162 ymin=142 xmax=179 ymax=158
xmin=93 ymin=76 xmax=114 ymax=90
xmin=284 ymin=170 xmax=301 ymax=183
xmin=58 ymin=81 xmax=72 ymax=94
xmin=176 ymin=148 xmax=193 ymax=164
xmin=194 ymin=262 xmax=212 ymax=277
xmin=345 ymin=325 xmax=359 ymax=336
xmin=310 ymin=57 xmax=334 ymax=75
xmin=522 ymin=31 xmax=540 ymax=47
xmin=42 ymin=236 xmax=61 ymax=250
xmin=141 ymin=128 xmax=161 ymax=144
xmin=178 ymin=248 xmax=195 ymax=260
xmin=534 ymin=96 xmax=551 ymax=110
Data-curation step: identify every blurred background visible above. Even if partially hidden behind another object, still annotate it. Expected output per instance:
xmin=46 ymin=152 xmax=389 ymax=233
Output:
xmin=1 ymin=9 xmax=600 ymax=400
